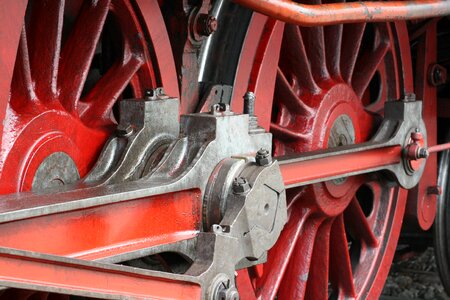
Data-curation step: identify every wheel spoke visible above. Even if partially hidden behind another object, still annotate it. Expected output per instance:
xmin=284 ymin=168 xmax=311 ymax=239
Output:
xmin=323 ymin=0 xmax=344 ymax=79
xmin=324 ymin=24 xmax=343 ymax=79
xmin=81 ymin=56 xmax=143 ymax=125
xmin=300 ymin=0 xmax=330 ymax=83
xmin=28 ymin=0 xmax=64 ymax=99
xmin=304 ymin=220 xmax=332 ymax=300
xmin=330 ymin=215 xmax=356 ymax=298
xmin=341 ymin=23 xmax=366 ymax=83
xmin=280 ymin=25 xmax=320 ymax=94
xmin=275 ymin=68 xmax=314 ymax=115
xmin=352 ymin=42 xmax=390 ymax=98
xmin=270 ymin=122 xmax=308 ymax=142
xmin=11 ymin=27 xmax=37 ymax=108
xmin=344 ymin=197 xmax=378 ymax=247
xmin=255 ymin=208 xmax=312 ymax=299
xmin=278 ymin=216 xmax=323 ymax=299
xmin=59 ymin=0 xmax=111 ymax=113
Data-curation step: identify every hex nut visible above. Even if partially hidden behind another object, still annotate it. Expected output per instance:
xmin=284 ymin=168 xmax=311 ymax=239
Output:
xmin=256 ymin=148 xmax=272 ymax=166
xmin=232 ymin=177 xmax=250 ymax=194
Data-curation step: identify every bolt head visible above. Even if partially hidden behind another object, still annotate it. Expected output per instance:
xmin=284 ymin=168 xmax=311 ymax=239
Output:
xmin=411 ymin=131 xmax=423 ymax=142
xmin=197 ymin=14 xmax=218 ymax=36
xmin=144 ymin=87 xmax=166 ymax=100
xmin=210 ymin=103 xmax=230 ymax=114
xmin=256 ymin=148 xmax=272 ymax=166
xmin=429 ymin=64 xmax=447 ymax=86
xmin=418 ymin=147 xmax=429 ymax=159
xmin=232 ymin=177 xmax=250 ymax=194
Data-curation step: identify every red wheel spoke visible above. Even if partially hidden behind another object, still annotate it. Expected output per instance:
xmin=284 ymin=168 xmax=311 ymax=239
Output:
xmin=59 ymin=0 xmax=111 ymax=113
xmin=344 ymin=197 xmax=378 ymax=247
xmin=275 ymin=68 xmax=313 ymax=115
xmin=330 ymin=215 xmax=356 ymax=298
xmin=341 ymin=23 xmax=366 ymax=83
xmin=324 ymin=24 xmax=343 ymax=79
xmin=28 ymin=0 xmax=64 ymax=99
xmin=270 ymin=122 xmax=308 ymax=142
xmin=301 ymin=25 xmax=330 ymax=83
xmin=11 ymin=27 xmax=36 ymax=107
xmin=281 ymin=25 xmax=320 ymax=94
xmin=255 ymin=208 xmax=312 ymax=299
xmin=352 ymin=42 xmax=390 ymax=98
xmin=304 ymin=220 xmax=332 ymax=300
xmin=323 ymin=0 xmax=344 ymax=79
xmin=81 ymin=56 xmax=143 ymax=125
xmin=278 ymin=216 xmax=323 ymax=300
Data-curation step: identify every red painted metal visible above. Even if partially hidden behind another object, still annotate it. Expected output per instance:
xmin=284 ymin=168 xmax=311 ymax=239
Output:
xmin=429 ymin=142 xmax=450 ymax=153
xmin=233 ymin=0 xmax=450 ymax=26
xmin=0 ymin=190 xmax=201 ymax=260
xmin=405 ymin=23 xmax=438 ymax=231
xmin=279 ymin=145 xmax=402 ymax=188
xmin=0 ymin=249 xmax=201 ymax=299
xmin=236 ymin=15 xmax=411 ymax=299
xmin=0 ymin=0 xmax=176 ymax=194
xmin=0 ymin=1 xmax=28 ymax=149
xmin=231 ymin=14 xmax=284 ymax=131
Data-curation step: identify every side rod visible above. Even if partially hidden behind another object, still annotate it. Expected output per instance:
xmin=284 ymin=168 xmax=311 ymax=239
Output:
xmin=0 ymin=248 xmax=201 ymax=300
xmin=279 ymin=144 xmax=402 ymax=188
xmin=233 ymin=0 xmax=450 ymax=26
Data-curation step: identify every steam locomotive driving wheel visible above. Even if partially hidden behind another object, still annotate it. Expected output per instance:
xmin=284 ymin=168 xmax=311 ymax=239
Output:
xmin=0 ymin=0 xmax=176 ymax=195
xmin=233 ymin=11 xmax=413 ymax=300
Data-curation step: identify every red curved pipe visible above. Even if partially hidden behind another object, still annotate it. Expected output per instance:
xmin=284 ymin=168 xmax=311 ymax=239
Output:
xmin=233 ymin=0 xmax=450 ymax=26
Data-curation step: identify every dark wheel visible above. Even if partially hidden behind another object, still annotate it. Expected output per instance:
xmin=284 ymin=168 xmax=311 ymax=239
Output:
xmin=435 ymin=134 xmax=450 ymax=295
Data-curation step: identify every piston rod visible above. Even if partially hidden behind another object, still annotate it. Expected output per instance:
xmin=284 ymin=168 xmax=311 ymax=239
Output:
xmin=233 ymin=0 xmax=450 ymax=26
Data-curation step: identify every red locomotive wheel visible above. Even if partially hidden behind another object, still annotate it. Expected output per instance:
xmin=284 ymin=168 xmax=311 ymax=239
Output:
xmin=0 ymin=0 xmax=177 ymax=194
xmin=0 ymin=0 xmax=177 ymax=298
xmin=233 ymin=7 xmax=414 ymax=300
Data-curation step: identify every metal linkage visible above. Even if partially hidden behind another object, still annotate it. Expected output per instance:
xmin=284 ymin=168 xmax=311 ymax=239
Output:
xmin=279 ymin=99 xmax=428 ymax=189
xmin=233 ymin=0 xmax=450 ymax=27
xmin=0 ymin=90 xmax=281 ymax=299
xmin=0 ymin=91 xmax=448 ymax=299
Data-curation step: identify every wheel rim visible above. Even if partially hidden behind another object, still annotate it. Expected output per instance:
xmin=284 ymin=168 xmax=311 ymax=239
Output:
xmin=0 ymin=0 xmax=168 ymax=193
xmin=236 ymin=15 xmax=411 ymax=300
xmin=434 ymin=133 xmax=450 ymax=294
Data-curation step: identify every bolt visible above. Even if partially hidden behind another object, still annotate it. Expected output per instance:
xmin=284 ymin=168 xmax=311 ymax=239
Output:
xmin=219 ymin=287 xmax=240 ymax=300
xmin=243 ymin=92 xmax=255 ymax=116
xmin=403 ymin=93 xmax=416 ymax=102
xmin=212 ymin=224 xmax=230 ymax=233
xmin=417 ymin=147 xmax=429 ymax=159
xmin=232 ymin=177 xmax=250 ymax=194
xmin=210 ymin=103 xmax=230 ymax=114
xmin=429 ymin=64 xmax=447 ymax=87
xmin=411 ymin=130 xmax=423 ymax=143
xmin=197 ymin=14 xmax=218 ymax=36
xmin=427 ymin=185 xmax=442 ymax=195
xmin=255 ymin=148 xmax=272 ymax=166
xmin=116 ymin=124 xmax=133 ymax=137
xmin=145 ymin=87 xmax=165 ymax=100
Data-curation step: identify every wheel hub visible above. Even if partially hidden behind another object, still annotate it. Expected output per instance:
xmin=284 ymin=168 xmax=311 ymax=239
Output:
xmin=327 ymin=113 xmax=356 ymax=185
xmin=32 ymin=152 xmax=80 ymax=192
xmin=302 ymin=84 xmax=364 ymax=216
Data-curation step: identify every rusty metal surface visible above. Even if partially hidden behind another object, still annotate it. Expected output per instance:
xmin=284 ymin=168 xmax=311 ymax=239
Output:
xmin=234 ymin=0 xmax=450 ymax=26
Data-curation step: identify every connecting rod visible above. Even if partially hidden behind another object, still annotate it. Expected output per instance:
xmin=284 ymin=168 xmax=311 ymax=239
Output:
xmin=0 ymin=96 xmax=447 ymax=299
